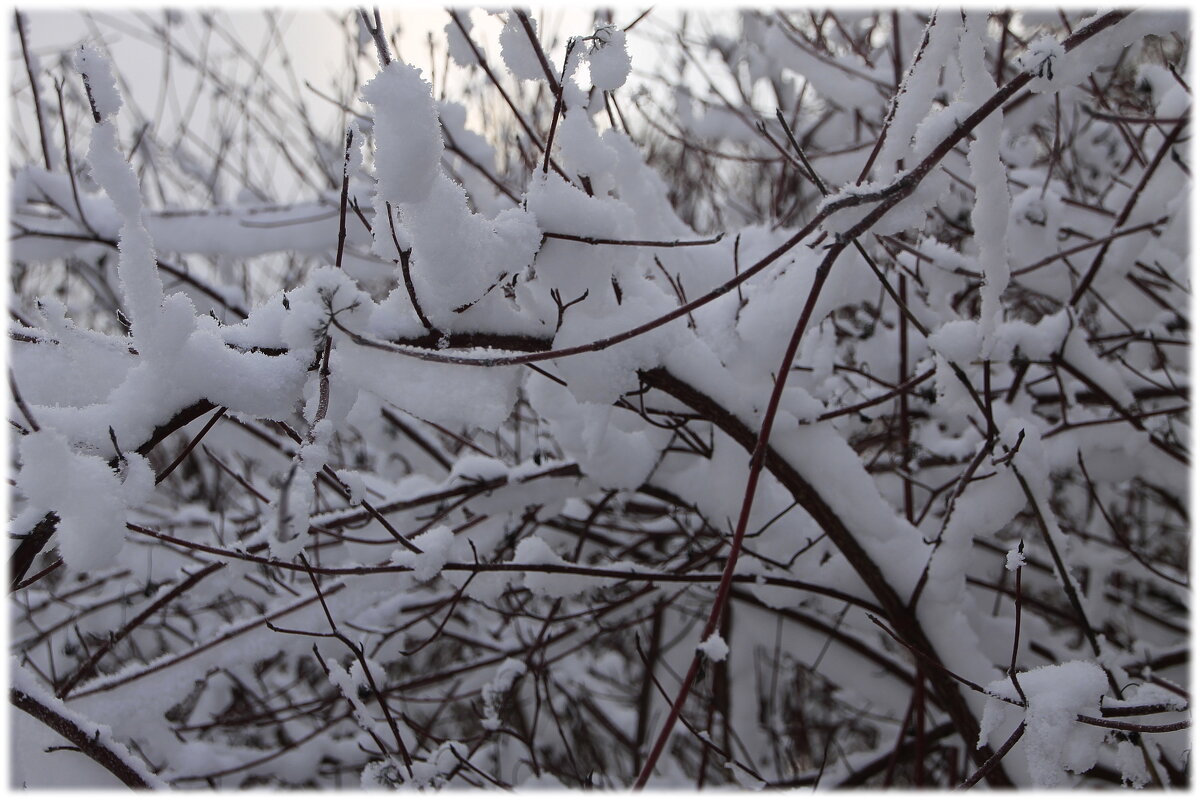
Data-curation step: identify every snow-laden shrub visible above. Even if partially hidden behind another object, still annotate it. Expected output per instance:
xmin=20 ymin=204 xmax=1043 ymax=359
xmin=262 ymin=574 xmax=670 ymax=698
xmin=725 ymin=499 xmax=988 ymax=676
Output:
xmin=9 ymin=8 xmax=1189 ymax=789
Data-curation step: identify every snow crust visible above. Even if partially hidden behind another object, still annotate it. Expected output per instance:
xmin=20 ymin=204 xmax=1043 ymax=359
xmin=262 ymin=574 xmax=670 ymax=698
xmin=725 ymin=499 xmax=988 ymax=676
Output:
xmin=960 ymin=14 xmax=1012 ymax=344
xmin=1019 ymin=35 xmax=1070 ymax=93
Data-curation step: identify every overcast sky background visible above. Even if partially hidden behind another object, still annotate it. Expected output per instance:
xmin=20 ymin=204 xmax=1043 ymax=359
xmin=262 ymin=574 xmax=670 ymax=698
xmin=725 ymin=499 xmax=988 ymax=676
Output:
xmin=13 ymin=6 xmax=708 ymax=203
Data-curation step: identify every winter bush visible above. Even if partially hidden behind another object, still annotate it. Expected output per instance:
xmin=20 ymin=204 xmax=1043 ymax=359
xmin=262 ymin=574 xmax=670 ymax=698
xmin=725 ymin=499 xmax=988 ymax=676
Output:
xmin=8 ymin=7 xmax=1190 ymax=789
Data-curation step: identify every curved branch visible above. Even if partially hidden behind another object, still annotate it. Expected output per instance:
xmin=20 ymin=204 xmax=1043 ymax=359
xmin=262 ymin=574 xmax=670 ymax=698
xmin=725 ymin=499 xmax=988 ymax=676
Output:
xmin=639 ymin=366 xmax=1012 ymax=785
xmin=11 ymin=687 xmax=160 ymax=788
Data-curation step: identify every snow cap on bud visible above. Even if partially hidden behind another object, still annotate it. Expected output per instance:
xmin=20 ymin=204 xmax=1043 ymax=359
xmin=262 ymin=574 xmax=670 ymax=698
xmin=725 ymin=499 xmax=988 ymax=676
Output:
xmin=73 ymin=44 xmax=123 ymax=120
xmin=344 ymin=120 xmax=366 ymax=177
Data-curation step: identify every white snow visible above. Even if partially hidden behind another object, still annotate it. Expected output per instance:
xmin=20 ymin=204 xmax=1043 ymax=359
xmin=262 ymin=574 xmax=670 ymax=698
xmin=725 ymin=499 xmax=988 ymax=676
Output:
xmin=391 ymin=525 xmax=456 ymax=582
xmin=73 ymin=45 xmax=122 ymax=120
xmin=509 ymin=536 xmax=579 ymax=598
xmin=395 ymin=173 xmax=541 ymax=329
xmin=17 ymin=431 xmax=129 ymax=574
xmin=1114 ymin=739 xmax=1150 ymax=788
xmin=11 ymin=661 xmax=167 ymax=788
xmin=1018 ymin=35 xmax=1070 ymax=93
xmin=445 ymin=15 xmax=476 ymax=66
xmin=1005 ymin=546 xmax=1026 ymax=572
xmin=1061 ymin=322 xmax=1136 ymax=407
xmin=361 ymin=61 xmax=443 ymax=205
xmin=527 ymin=376 xmax=664 ymax=490
xmin=697 ymin=633 xmax=729 ymax=662
xmin=480 ymin=657 xmax=527 ymax=730
xmin=586 ymin=26 xmax=631 ymax=90
xmin=927 ymin=319 xmax=982 ymax=365
xmin=83 ymin=122 xmax=164 ymax=344
xmin=876 ymin=12 xmax=964 ymax=178
xmin=10 ymin=10 xmax=1188 ymax=791
xmin=960 ymin=14 xmax=1012 ymax=344
xmin=982 ymin=661 xmax=1109 ymax=787
xmin=556 ymin=110 xmax=618 ymax=182
xmin=499 ymin=13 xmax=545 ymax=82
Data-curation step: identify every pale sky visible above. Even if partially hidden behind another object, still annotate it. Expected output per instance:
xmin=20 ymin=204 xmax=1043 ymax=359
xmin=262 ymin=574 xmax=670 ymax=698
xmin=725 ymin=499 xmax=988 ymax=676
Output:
xmin=13 ymin=6 xmax=684 ymax=202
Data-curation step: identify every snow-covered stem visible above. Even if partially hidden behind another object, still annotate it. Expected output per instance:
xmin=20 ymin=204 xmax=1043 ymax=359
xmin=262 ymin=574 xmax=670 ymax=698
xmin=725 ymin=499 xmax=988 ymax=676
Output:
xmin=10 ymin=686 xmax=161 ymax=788
xmin=636 ymin=234 xmax=843 ymax=789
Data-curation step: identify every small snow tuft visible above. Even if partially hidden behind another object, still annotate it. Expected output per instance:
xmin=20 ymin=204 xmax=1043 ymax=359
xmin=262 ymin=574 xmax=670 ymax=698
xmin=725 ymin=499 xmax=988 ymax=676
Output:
xmin=1005 ymin=545 xmax=1026 ymax=572
xmin=1115 ymin=739 xmax=1150 ymax=788
xmin=587 ymin=26 xmax=631 ymax=90
xmin=697 ymin=633 xmax=729 ymax=663
xmin=390 ymin=525 xmax=455 ymax=582
xmin=499 ymin=13 xmax=545 ymax=82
